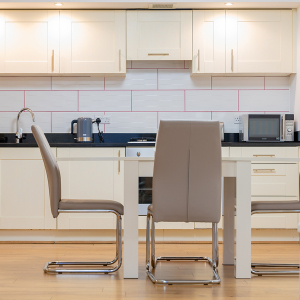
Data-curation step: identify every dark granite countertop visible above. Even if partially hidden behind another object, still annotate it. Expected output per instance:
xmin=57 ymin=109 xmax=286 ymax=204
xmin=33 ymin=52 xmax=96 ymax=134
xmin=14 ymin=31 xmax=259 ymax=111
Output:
xmin=1 ymin=133 xmax=300 ymax=147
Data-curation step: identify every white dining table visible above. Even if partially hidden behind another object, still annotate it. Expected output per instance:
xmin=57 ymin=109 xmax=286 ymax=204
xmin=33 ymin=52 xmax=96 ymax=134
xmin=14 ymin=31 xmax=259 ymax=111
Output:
xmin=57 ymin=156 xmax=300 ymax=279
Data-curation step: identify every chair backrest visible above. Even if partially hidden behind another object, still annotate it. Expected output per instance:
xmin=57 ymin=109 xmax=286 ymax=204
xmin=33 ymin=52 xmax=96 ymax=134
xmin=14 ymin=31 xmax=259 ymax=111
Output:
xmin=152 ymin=121 xmax=222 ymax=223
xmin=31 ymin=125 xmax=61 ymax=218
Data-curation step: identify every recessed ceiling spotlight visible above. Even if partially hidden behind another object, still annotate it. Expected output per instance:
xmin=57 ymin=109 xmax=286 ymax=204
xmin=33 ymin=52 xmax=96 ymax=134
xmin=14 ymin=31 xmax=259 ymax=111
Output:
xmin=225 ymin=3 xmax=233 ymax=5
xmin=55 ymin=3 xmax=63 ymax=6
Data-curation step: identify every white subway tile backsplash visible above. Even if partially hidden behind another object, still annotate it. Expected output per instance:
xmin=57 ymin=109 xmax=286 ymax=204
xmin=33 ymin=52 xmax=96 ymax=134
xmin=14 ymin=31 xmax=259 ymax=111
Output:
xmin=212 ymin=111 xmax=264 ymax=133
xmin=105 ymin=69 xmax=157 ymax=90
xmin=132 ymin=91 xmax=184 ymax=111
xmin=52 ymin=112 xmax=104 ymax=133
xmin=52 ymin=77 xmax=104 ymax=90
xmin=132 ymin=61 xmax=184 ymax=69
xmin=265 ymin=77 xmax=290 ymax=89
xmin=0 ymin=77 xmax=51 ymax=90
xmin=186 ymin=90 xmax=238 ymax=111
xmin=25 ymin=91 xmax=78 ymax=111
xmin=79 ymin=91 xmax=131 ymax=112
xmin=0 ymin=91 xmax=24 ymax=111
xmin=158 ymin=69 xmax=211 ymax=90
xmin=0 ymin=112 xmax=51 ymax=133
xmin=212 ymin=77 xmax=264 ymax=90
xmin=159 ymin=112 xmax=211 ymax=122
xmin=239 ymin=90 xmax=290 ymax=111
xmin=105 ymin=112 xmax=157 ymax=133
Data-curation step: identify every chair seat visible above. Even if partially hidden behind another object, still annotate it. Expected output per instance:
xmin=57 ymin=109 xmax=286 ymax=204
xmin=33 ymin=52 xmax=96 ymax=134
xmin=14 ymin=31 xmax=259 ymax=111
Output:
xmin=59 ymin=199 xmax=124 ymax=215
xmin=252 ymin=201 xmax=300 ymax=212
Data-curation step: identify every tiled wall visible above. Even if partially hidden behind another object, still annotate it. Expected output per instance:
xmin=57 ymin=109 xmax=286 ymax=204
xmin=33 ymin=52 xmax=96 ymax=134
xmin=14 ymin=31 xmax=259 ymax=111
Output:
xmin=0 ymin=61 xmax=291 ymax=134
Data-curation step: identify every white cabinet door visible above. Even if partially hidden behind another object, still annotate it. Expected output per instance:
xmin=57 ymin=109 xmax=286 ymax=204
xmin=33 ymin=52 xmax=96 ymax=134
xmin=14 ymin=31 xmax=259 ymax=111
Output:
xmin=192 ymin=10 xmax=225 ymax=74
xmin=226 ymin=10 xmax=293 ymax=73
xmin=60 ymin=10 xmax=126 ymax=74
xmin=0 ymin=148 xmax=56 ymax=229
xmin=127 ymin=10 xmax=192 ymax=60
xmin=56 ymin=148 xmax=125 ymax=229
xmin=0 ymin=10 xmax=59 ymax=74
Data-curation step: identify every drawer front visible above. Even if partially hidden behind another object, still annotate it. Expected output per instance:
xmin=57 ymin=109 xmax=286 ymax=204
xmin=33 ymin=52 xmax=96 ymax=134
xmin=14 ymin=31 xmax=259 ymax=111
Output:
xmin=126 ymin=147 xmax=155 ymax=158
xmin=242 ymin=147 xmax=298 ymax=158
xmin=251 ymin=163 xmax=286 ymax=176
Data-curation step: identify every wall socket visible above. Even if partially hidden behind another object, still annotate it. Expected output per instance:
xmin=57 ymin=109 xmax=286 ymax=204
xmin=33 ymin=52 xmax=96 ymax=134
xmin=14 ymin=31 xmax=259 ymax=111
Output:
xmin=94 ymin=116 xmax=110 ymax=124
xmin=234 ymin=116 xmax=241 ymax=124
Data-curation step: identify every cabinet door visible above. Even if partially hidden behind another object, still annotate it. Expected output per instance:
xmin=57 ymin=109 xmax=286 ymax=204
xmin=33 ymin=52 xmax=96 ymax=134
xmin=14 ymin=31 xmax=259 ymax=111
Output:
xmin=0 ymin=148 xmax=56 ymax=229
xmin=127 ymin=10 xmax=192 ymax=60
xmin=56 ymin=148 xmax=125 ymax=229
xmin=60 ymin=10 xmax=126 ymax=74
xmin=0 ymin=10 xmax=59 ymax=74
xmin=192 ymin=10 xmax=225 ymax=74
xmin=226 ymin=10 xmax=293 ymax=73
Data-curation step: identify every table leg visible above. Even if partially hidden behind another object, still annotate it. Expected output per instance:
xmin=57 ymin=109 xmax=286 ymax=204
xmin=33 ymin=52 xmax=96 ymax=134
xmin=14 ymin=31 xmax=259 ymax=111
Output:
xmin=235 ymin=161 xmax=251 ymax=279
xmin=123 ymin=161 xmax=139 ymax=279
xmin=223 ymin=177 xmax=236 ymax=265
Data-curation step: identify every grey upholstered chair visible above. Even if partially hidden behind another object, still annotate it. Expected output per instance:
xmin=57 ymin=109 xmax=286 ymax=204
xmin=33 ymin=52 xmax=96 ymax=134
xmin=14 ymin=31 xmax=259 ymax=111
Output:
xmin=31 ymin=125 xmax=123 ymax=274
xmin=146 ymin=120 xmax=222 ymax=285
xmin=251 ymin=201 xmax=300 ymax=275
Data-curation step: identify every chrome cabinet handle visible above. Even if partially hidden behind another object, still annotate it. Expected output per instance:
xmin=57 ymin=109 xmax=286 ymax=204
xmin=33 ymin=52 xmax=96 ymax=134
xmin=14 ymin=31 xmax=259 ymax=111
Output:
xmin=52 ymin=50 xmax=54 ymax=72
xmin=231 ymin=49 xmax=233 ymax=72
xmin=119 ymin=49 xmax=121 ymax=72
xmin=253 ymin=154 xmax=275 ymax=157
xmin=253 ymin=169 xmax=276 ymax=173
xmin=148 ymin=53 xmax=169 ymax=56
xmin=137 ymin=152 xmax=141 ymax=157
xmin=198 ymin=49 xmax=200 ymax=72
xmin=118 ymin=150 xmax=120 ymax=174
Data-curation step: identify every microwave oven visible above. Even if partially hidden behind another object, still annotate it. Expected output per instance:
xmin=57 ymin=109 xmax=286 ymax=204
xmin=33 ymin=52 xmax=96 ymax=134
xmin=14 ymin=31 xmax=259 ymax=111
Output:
xmin=239 ymin=114 xmax=294 ymax=142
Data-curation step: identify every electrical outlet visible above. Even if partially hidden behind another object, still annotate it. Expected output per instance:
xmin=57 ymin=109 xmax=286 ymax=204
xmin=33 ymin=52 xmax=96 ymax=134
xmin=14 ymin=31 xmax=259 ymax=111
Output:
xmin=94 ymin=116 xmax=110 ymax=124
xmin=234 ymin=116 xmax=241 ymax=124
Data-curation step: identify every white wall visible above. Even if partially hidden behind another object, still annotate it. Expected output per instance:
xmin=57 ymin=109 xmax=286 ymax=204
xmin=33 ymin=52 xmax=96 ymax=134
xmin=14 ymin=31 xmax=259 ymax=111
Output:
xmin=0 ymin=61 xmax=291 ymax=134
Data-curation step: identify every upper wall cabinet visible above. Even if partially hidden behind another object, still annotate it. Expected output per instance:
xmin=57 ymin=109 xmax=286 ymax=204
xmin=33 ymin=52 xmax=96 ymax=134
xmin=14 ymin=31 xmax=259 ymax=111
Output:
xmin=0 ymin=10 xmax=59 ymax=74
xmin=226 ymin=10 xmax=293 ymax=73
xmin=60 ymin=10 xmax=126 ymax=74
xmin=192 ymin=10 xmax=225 ymax=74
xmin=127 ymin=10 xmax=192 ymax=60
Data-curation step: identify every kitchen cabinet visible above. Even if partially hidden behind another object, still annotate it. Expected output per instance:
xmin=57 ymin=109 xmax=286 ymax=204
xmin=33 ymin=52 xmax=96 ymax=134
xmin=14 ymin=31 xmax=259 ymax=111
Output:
xmin=0 ymin=10 xmax=59 ymax=74
xmin=230 ymin=147 xmax=299 ymax=229
xmin=60 ymin=10 xmax=126 ymax=74
xmin=127 ymin=10 xmax=192 ymax=61
xmin=56 ymin=148 xmax=125 ymax=229
xmin=192 ymin=10 xmax=226 ymax=74
xmin=226 ymin=10 xmax=293 ymax=73
xmin=0 ymin=148 xmax=55 ymax=229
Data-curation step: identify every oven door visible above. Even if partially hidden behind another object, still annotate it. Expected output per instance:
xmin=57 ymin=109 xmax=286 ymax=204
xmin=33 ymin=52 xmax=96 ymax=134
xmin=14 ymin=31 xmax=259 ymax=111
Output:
xmin=138 ymin=177 xmax=152 ymax=216
xmin=248 ymin=114 xmax=283 ymax=142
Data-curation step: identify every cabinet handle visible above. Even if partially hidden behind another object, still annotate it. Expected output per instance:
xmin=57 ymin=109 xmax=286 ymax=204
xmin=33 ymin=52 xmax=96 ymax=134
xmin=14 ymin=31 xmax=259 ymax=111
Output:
xmin=137 ymin=152 xmax=141 ymax=157
xmin=253 ymin=154 xmax=275 ymax=157
xmin=52 ymin=50 xmax=54 ymax=72
xmin=148 ymin=53 xmax=169 ymax=56
xmin=231 ymin=49 xmax=233 ymax=72
xmin=119 ymin=49 xmax=121 ymax=72
xmin=253 ymin=169 xmax=276 ymax=173
xmin=198 ymin=49 xmax=200 ymax=72
xmin=118 ymin=150 xmax=120 ymax=174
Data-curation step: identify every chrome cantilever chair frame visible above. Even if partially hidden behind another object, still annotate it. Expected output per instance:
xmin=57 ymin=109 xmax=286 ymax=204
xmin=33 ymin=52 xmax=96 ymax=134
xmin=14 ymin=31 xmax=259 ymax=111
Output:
xmin=44 ymin=209 xmax=122 ymax=274
xmin=251 ymin=209 xmax=300 ymax=276
xmin=146 ymin=209 xmax=221 ymax=285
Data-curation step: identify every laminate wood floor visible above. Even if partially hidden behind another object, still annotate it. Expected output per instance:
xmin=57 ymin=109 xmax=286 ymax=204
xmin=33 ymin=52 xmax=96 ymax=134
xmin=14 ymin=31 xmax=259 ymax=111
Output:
xmin=0 ymin=243 xmax=299 ymax=300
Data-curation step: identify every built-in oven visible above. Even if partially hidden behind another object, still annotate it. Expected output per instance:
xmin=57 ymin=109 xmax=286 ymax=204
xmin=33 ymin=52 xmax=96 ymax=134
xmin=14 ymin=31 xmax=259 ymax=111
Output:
xmin=126 ymin=146 xmax=155 ymax=216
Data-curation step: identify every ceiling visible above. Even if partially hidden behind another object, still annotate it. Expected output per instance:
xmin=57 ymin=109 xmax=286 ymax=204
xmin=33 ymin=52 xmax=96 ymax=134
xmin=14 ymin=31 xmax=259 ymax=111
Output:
xmin=0 ymin=1 xmax=300 ymax=9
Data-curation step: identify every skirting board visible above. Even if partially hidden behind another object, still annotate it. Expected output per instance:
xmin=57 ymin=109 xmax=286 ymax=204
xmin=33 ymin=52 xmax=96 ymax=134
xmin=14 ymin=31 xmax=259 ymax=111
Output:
xmin=0 ymin=229 xmax=299 ymax=242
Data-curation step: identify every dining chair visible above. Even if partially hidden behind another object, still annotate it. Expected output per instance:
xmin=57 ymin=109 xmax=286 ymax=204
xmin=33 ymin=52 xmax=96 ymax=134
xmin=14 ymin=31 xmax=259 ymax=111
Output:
xmin=251 ymin=201 xmax=300 ymax=275
xmin=31 ymin=125 xmax=123 ymax=274
xmin=146 ymin=120 xmax=222 ymax=284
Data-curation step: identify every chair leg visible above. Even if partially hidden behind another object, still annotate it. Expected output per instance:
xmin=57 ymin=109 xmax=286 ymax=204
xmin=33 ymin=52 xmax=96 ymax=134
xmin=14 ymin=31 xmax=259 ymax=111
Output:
xmin=146 ymin=219 xmax=221 ymax=285
xmin=44 ymin=213 xmax=123 ymax=275
xmin=251 ymin=262 xmax=300 ymax=276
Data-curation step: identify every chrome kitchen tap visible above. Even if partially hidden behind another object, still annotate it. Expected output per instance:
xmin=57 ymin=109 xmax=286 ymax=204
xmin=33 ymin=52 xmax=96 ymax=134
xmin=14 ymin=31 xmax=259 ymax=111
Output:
xmin=16 ymin=108 xmax=35 ymax=143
